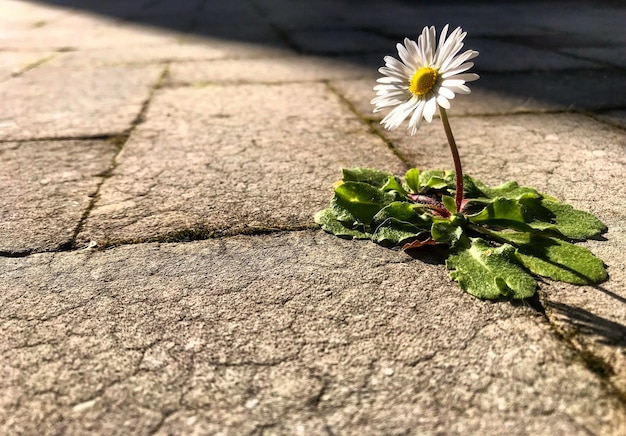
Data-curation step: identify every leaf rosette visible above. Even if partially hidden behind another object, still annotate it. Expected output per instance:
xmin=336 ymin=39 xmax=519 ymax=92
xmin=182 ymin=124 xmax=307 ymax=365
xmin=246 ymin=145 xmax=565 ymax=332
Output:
xmin=315 ymin=167 xmax=607 ymax=300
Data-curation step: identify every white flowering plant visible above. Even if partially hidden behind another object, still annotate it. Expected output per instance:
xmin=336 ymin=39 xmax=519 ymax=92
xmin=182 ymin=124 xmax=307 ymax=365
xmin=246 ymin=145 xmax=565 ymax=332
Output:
xmin=315 ymin=25 xmax=607 ymax=300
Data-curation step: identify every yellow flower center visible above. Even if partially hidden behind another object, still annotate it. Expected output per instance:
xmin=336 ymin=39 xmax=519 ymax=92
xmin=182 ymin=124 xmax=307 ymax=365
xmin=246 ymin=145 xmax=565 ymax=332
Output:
xmin=409 ymin=66 xmax=438 ymax=97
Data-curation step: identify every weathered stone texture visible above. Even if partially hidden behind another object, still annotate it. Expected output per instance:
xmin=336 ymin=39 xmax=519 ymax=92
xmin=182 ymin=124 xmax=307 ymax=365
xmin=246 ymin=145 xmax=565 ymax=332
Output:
xmin=0 ymin=140 xmax=117 ymax=254
xmin=77 ymin=83 xmax=406 ymax=244
xmin=2 ymin=232 xmax=625 ymax=435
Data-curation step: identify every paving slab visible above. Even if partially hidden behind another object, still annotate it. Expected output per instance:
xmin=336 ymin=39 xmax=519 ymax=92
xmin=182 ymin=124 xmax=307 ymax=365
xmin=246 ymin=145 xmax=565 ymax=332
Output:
xmin=46 ymin=45 xmax=224 ymax=69
xmin=467 ymin=38 xmax=601 ymax=72
xmin=598 ymin=110 xmax=626 ymax=129
xmin=2 ymin=231 xmax=626 ymax=435
xmin=288 ymin=30 xmax=397 ymax=55
xmin=2 ymin=10 xmax=182 ymax=51
xmin=561 ymin=47 xmax=626 ymax=69
xmin=0 ymin=51 xmax=56 ymax=83
xmin=0 ymin=63 xmax=163 ymax=140
xmin=374 ymin=113 xmax=626 ymax=392
xmin=0 ymin=139 xmax=118 ymax=254
xmin=0 ymin=0 xmax=71 ymax=30
xmin=77 ymin=82 xmax=406 ymax=245
xmin=333 ymin=68 xmax=626 ymax=122
xmin=332 ymin=77 xmax=556 ymax=121
xmin=166 ymin=56 xmax=372 ymax=86
xmin=380 ymin=113 xmax=626 ymax=202
xmin=2 ymin=0 xmax=626 ymax=434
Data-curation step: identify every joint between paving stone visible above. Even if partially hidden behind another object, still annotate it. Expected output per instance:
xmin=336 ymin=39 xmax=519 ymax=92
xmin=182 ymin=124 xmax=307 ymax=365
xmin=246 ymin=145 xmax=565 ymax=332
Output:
xmin=90 ymin=225 xmax=319 ymax=250
xmin=64 ymin=64 xmax=171 ymax=251
xmin=246 ymin=1 xmax=302 ymax=54
xmin=0 ymin=133 xmax=127 ymax=145
xmin=325 ymin=81 xmax=413 ymax=168
xmin=538 ymin=290 xmax=626 ymax=405
xmin=2 ymin=53 xmax=58 ymax=83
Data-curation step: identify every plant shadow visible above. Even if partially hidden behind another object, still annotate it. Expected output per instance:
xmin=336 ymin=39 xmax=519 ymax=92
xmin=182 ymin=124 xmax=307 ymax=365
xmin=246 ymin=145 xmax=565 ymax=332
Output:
xmin=547 ymin=300 xmax=626 ymax=349
xmin=404 ymin=245 xmax=448 ymax=265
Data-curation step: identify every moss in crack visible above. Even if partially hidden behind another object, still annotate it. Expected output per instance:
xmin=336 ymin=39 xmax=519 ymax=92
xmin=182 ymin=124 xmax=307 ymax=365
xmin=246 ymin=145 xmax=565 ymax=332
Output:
xmin=89 ymin=225 xmax=318 ymax=249
xmin=107 ymin=135 xmax=129 ymax=149
xmin=155 ymin=228 xmax=216 ymax=243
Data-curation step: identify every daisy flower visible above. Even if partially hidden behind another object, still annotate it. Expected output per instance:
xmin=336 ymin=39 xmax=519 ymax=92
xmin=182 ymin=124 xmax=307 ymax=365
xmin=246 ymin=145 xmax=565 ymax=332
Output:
xmin=372 ymin=25 xmax=479 ymax=135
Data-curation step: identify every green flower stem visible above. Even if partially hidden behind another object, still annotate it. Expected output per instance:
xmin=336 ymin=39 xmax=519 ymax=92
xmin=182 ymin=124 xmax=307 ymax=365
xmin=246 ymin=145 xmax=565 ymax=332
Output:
xmin=439 ymin=105 xmax=464 ymax=213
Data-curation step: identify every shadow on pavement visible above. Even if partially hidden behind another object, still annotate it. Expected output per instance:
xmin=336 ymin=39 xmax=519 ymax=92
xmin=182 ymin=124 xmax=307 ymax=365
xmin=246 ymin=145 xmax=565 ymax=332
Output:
xmin=24 ymin=0 xmax=626 ymax=112
xmin=548 ymin=300 xmax=626 ymax=348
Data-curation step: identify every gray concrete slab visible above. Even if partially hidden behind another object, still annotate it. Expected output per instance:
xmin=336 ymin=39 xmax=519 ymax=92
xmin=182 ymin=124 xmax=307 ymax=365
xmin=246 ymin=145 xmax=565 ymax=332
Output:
xmin=0 ymin=63 xmax=163 ymax=140
xmin=598 ymin=110 xmax=626 ymax=129
xmin=467 ymin=38 xmax=602 ymax=72
xmin=0 ymin=51 xmax=56 ymax=83
xmin=332 ymin=77 xmax=558 ymax=120
xmin=2 ymin=0 xmax=626 ymax=433
xmin=166 ymin=56 xmax=372 ymax=86
xmin=332 ymin=68 xmax=626 ymax=121
xmin=382 ymin=114 xmax=626 ymax=202
xmin=561 ymin=47 xmax=626 ymax=69
xmin=0 ymin=140 xmax=117 ymax=254
xmin=378 ymin=113 xmax=626 ymax=393
xmin=289 ymin=30 xmax=397 ymax=55
xmin=77 ymin=83 xmax=406 ymax=245
xmin=0 ymin=0 xmax=71 ymax=31
xmin=2 ymin=232 xmax=626 ymax=435
xmin=2 ymin=12 xmax=180 ymax=51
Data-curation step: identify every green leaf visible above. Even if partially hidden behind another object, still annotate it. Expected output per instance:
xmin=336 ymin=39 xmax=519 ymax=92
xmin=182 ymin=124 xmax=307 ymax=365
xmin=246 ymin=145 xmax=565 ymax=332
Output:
xmin=341 ymin=168 xmax=392 ymax=189
xmin=334 ymin=181 xmax=395 ymax=224
xmin=419 ymin=169 xmax=455 ymax=190
xmin=431 ymin=220 xmax=465 ymax=247
xmin=446 ymin=238 xmax=537 ymax=299
xmin=442 ymin=195 xmax=457 ymax=214
xmin=468 ymin=198 xmax=531 ymax=230
xmin=329 ymin=197 xmax=356 ymax=223
xmin=372 ymin=201 xmax=431 ymax=227
xmin=492 ymin=231 xmax=607 ymax=284
xmin=371 ymin=223 xmax=427 ymax=246
xmin=461 ymin=175 xmax=485 ymax=198
xmin=473 ymin=180 xmax=541 ymax=200
xmin=382 ymin=176 xmax=408 ymax=196
xmin=404 ymin=168 xmax=420 ymax=193
xmin=371 ymin=202 xmax=431 ymax=245
xmin=522 ymin=199 xmax=606 ymax=240
xmin=314 ymin=208 xmax=371 ymax=239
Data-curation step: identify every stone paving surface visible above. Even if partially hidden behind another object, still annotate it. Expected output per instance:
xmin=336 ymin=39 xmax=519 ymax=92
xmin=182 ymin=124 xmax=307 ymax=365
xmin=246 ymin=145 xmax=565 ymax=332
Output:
xmin=1 ymin=0 xmax=626 ymax=434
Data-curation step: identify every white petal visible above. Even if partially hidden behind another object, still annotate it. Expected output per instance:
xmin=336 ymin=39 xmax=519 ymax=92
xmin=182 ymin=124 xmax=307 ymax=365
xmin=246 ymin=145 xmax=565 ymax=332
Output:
xmin=434 ymin=27 xmax=465 ymax=67
xmin=405 ymin=38 xmax=422 ymax=66
xmin=396 ymin=42 xmax=412 ymax=67
xmin=371 ymin=93 xmax=406 ymax=106
xmin=426 ymin=26 xmax=437 ymax=64
xmin=445 ymin=84 xmax=471 ymax=95
xmin=383 ymin=58 xmax=413 ymax=77
xmin=378 ymin=69 xmax=409 ymax=82
xmin=438 ymin=86 xmax=455 ymax=99
xmin=407 ymin=101 xmax=426 ymax=134
xmin=441 ymin=63 xmax=475 ymax=78
xmin=423 ymin=97 xmax=437 ymax=122
xmin=437 ymin=95 xmax=450 ymax=109
xmin=441 ymin=79 xmax=465 ymax=87
xmin=442 ymin=72 xmax=479 ymax=82
xmin=442 ymin=50 xmax=478 ymax=72
xmin=382 ymin=97 xmax=419 ymax=129
xmin=376 ymin=76 xmax=405 ymax=85
xmin=436 ymin=24 xmax=450 ymax=55
xmin=417 ymin=26 xmax=430 ymax=65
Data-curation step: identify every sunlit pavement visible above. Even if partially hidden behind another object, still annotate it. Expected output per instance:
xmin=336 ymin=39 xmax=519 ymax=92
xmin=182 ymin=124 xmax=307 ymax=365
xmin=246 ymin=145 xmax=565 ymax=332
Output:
xmin=1 ymin=1 xmax=626 ymax=434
